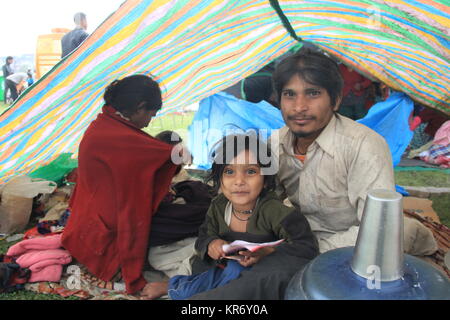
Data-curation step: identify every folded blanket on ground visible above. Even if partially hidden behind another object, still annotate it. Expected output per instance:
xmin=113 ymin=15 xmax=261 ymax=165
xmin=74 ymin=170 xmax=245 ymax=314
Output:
xmin=6 ymin=234 xmax=71 ymax=282
xmin=7 ymin=234 xmax=63 ymax=256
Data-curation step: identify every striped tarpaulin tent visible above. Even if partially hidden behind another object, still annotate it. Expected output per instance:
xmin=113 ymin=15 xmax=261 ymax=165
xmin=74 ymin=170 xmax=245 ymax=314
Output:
xmin=0 ymin=0 xmax=449 ymax=184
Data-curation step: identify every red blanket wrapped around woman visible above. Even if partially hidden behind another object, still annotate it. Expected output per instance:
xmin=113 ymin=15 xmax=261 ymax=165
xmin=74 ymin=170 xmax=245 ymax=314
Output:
xmin=62 ymin=105 xmax=178 ymax=294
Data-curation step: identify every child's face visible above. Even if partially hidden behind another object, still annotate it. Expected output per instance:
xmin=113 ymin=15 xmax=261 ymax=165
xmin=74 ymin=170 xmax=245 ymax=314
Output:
xmin=220 ymin=149 xmax=264 ymax=211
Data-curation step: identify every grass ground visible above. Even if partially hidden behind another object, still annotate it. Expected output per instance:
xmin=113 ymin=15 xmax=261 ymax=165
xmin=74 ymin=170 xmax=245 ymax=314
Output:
xmin=144 ymin=111 xmax=195 ymax=141
xmin=0 ymin=102 xmax=448 ymax=299
xmin=394 ymin=170 xmax=449 ymax=188
xmin=394 ymin=170 xmax=450 ymax=226
xmin=0 ymin=101 xmax=8 ymax=114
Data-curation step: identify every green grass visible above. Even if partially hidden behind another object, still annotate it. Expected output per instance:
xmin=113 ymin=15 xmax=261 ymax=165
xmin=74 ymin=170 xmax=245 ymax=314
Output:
xmin=0 ymin=101 xmax=8 ymax=114
xmin=394 ymin=171 xmax=450 ymax=227
xmin=395 ymin=171 xmax=450 ymax=188
xmin=0 ymin=239 xmax=21 ymax=255
xmin=430 ymin=194 xmax=450 ymax=227
xmin=144 ymin=111 xmax=195 ymax=141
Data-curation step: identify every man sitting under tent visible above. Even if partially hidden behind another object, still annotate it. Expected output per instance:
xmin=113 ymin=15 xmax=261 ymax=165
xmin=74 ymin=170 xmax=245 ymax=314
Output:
xmin=272 ymin=48 xmax=437 ymax=256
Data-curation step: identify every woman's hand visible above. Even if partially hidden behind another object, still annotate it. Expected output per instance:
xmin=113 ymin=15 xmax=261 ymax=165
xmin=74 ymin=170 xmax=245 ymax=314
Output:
xmin=238 ymin=247 xmax=275 ymax=267
xmin=208 ymin=239 xmax=228 ymax=260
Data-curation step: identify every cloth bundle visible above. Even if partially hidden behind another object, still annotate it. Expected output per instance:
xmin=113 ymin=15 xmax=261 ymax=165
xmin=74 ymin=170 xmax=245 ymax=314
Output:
xmin=420 ymin=120 xmax=450 ymax=168
xmin=6 ymin=234 xmax=71 ymax=283
xmin=0 ymin=260 xmax=31 ymax=293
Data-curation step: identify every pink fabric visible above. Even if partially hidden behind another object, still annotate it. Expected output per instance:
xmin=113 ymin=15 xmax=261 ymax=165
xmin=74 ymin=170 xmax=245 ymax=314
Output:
xmin=433 ymin=120 xmax=450 ymax=146
xmin=6 ymin=234 xmax=71 ymax=283
xmin=7 ymin=234 xmax=63 ymax=256
xmin=15 ymin=249 xmax=71 ymax=268
xmin=29 ymin=265 xmax=63 ymax=283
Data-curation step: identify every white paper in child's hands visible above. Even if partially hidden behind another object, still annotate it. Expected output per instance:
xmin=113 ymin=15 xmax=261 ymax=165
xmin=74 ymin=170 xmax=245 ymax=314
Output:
xmin=222 ymin=239 xmax=284 ymax=255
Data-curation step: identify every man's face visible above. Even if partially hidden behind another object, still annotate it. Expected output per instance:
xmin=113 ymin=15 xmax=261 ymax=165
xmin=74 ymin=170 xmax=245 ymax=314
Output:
xmin=7 ymin=58 xmax=13 ymax=65
xmin=280 ymin=74 xmax=339 ymax=139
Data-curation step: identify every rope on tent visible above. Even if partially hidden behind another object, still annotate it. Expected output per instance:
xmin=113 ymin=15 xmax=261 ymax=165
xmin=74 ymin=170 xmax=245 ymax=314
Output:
xmin=269 ymin=0 xmax=302 ymax=43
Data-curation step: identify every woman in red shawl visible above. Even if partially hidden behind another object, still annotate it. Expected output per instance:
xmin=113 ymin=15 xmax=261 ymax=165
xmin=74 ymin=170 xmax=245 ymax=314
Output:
xmin=62 ymin=75 xmax=180 ymax=296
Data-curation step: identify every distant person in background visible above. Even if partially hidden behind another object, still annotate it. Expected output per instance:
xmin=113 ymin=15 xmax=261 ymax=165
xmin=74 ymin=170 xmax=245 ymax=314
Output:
xmin=61 ymin=12 xmax=89 ymax=58
xmin=27 ymin=69 xmax=34 ymax=87
xmin=2 ymin=56 xmax=14 ymax=102
xmin=5 ymin=72 xmax=27 ymax=102
xmin=418 ymin=107 xmax=449 ymax=139
xmin=338 ymin=63 xmax=372 ymax=120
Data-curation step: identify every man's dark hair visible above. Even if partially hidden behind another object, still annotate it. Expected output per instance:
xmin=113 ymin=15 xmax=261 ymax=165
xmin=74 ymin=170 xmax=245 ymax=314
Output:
xmin=206 ymin=133 xmax=276 ymax=195
xmin=272 ymin=48 xmax=344 ymax=108
xmin=103 ymin=74 xmax=162 ymax=115
xmin=6 ymin=56 xmax=13 ymax=62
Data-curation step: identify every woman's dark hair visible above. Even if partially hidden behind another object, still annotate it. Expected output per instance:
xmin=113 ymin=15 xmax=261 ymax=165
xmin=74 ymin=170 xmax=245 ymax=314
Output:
xmin=272 ymin=48 xmax=344 ymax=107
xmin=206 ymin=133 xmax=276 ymax=195
xmin=103 ymin=74 xmax=162 ymax=116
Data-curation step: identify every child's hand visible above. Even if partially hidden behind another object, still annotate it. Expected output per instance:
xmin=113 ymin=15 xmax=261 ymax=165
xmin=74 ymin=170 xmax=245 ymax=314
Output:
xmin=208 ymin=239 xmax=228 ymax=260
xmin=238 ymin=247 xmax=275 ymax=267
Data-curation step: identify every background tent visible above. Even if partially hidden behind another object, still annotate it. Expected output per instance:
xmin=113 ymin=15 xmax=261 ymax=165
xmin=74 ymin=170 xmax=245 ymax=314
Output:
xmin=0 ymin=0 xmax=449 ymax=184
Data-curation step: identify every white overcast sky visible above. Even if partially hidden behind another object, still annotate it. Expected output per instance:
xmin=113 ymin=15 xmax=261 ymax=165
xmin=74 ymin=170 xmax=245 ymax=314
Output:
xmin=0 ymin=0 xmax=126 ymax=57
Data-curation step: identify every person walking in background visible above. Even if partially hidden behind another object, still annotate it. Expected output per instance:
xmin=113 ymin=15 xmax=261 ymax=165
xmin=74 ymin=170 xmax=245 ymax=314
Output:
xmin=26 ymin=69 xmax=35 ymax=87
xmin=2 ymin=56 xmax=14 ymax=102
xmin=5 ymin=72 xmax=27 ymax=102
xmin=61 ymin=12 xmax=89 ymax=58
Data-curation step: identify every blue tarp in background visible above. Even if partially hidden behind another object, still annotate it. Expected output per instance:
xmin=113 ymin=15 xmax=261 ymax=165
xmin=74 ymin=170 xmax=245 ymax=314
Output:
xmin=188 ymin=92 xmax=285 ymax=169
xmin=358 ymin=92 xmax=414 ymax=196
xmin=357 ymin=91 xmax=414 ymax=167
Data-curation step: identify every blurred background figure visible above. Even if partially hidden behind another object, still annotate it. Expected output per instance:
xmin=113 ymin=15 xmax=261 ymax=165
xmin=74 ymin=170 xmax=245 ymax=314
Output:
xmin=27 ymin=69 xmax=35 ymax=87
xmin=338 ymin=63 xmax=372 ymax=120
xmin=2 ymin=56 xmax=14 ymax=102
xmin=5 ymin=72 xmax=28 ymax=102
xmin=61 ymin=12 xmax=89 ymax=58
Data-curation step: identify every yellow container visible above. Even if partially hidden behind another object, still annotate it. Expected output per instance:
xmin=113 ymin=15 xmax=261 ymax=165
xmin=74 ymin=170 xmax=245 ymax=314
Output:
xmin=35 ymin=28 xmax=70 ymax=79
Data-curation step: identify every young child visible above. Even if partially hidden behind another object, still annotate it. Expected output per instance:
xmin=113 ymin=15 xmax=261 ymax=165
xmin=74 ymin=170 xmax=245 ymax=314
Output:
xmin=141 ymin=133 xmax=318 ymax=300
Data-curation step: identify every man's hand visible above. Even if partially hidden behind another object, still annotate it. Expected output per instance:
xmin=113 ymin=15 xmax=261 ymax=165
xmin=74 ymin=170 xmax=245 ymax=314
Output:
xmin=208 ymin=239 xmax=228 ymax=260
xmin=238 ymin=247 xmax=275 ymax=267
